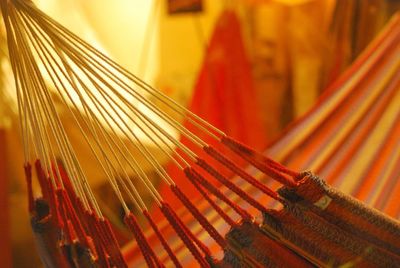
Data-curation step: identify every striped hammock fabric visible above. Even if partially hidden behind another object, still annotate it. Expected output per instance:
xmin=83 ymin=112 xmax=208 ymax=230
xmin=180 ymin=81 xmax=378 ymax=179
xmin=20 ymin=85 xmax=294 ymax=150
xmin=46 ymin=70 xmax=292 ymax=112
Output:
xmin=1 ymin=0 xmax=399 ymax=267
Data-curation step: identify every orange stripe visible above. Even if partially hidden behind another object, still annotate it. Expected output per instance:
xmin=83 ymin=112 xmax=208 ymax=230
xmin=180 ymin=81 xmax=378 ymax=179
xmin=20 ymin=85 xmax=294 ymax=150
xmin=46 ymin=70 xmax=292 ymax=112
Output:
xmin=383 ymin=175 xmax=400 ymax=218
xmin=289 ymin=40 xmax=399 ymax=172
xmin=352 ymin=95 xmax=400 ymax=201
xmin=267 ymin=16 xmax=400 ymax=161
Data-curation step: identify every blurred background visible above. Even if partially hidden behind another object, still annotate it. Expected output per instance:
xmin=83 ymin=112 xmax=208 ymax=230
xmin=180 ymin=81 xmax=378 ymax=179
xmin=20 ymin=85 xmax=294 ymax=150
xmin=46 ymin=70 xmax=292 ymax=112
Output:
xmin=0 ymin=0 xmax=399 ymax=266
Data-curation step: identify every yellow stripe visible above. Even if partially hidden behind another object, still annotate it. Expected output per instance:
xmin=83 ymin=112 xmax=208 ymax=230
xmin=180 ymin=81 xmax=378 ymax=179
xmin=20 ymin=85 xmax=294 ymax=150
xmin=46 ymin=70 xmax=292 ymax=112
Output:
xmin=309 ymin=57 xmax=400 ymax=171
xmin=269 ymin=27 xmax=400 ymax=161
xmin=338 ymin=87 xmax=400 ymax=194
xmin=370 ymin=140 xmax=400 ymax=207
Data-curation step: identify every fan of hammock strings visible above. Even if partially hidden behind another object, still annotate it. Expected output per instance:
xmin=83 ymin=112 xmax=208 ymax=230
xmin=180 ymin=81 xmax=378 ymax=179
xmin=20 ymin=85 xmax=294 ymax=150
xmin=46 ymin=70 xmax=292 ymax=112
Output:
xmin=1 ymin=0 xmax=400 ymax=267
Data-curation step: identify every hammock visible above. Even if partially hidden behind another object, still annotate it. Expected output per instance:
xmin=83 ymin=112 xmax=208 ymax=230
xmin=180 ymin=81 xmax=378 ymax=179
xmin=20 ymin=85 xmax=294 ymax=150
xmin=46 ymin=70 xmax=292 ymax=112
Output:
xmin=1 ymin=1 xmax=399 ymax=267
xmin=125 ymin=9 xmax=400 ymax=267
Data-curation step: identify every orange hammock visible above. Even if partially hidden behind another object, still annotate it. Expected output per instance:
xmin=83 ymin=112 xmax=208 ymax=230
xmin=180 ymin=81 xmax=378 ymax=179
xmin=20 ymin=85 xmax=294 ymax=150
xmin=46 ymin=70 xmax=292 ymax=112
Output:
xmin=1 ymin=0 xmax=399 ymax=267
xmin=124 ymin=10 xmax=400 ymax=267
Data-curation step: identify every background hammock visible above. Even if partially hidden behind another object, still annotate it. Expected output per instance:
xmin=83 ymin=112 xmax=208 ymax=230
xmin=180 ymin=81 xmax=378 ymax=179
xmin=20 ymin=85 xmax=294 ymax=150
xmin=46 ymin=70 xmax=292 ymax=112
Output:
xmin=3 ymin=2 xmax=396 ymax=268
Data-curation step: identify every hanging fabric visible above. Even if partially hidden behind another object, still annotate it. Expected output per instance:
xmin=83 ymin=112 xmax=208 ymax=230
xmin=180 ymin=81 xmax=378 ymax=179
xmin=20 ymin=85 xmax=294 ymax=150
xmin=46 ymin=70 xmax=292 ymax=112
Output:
xmin=158 ymin=10 xmax=268 ymax=212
